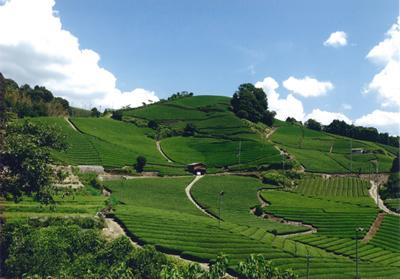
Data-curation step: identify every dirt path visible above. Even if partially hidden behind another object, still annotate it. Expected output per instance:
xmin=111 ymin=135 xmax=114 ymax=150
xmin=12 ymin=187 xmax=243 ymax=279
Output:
xmin=100 ymin=189 xmax=209 ymax=270
xmin=255 ymin=190 xmax=317 ymax=237
xmin=156 ymin=140 xmax=173 ymax=163
xmin=64 ymin=117 xmax=79 ymax=132
xmin=265 ymin=127 xmax=277 ymax=139
xmin=185 ymin=175 xmax=218 ymax=219
xmin=369 ymin=180 xmax=400 ymax=216
xmin=362 ymin=212 xmax=386 ymax=243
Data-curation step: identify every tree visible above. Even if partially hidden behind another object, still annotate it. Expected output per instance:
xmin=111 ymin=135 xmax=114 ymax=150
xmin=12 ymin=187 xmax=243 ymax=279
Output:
xmin=183 ymin=123 xmax=197 ymax=136
xmin=91 ymin=107 xmax=101 ymax=117
xmin=231 ymin=83 xmax=275 ymax=126
xmin=111 ymin=110 xmax=123 ymax=121
xmin=148 ymin=120 xmax=158 ymax=130
xmin=305 ymin=118 xmax=322 ymax=131
xmin=135 ymin=156 xmax=147 ymax=173
xmin=0 ymin=121 xmax=66 ymax=203
xmin=390 ymin=156 xmax=400 ymax=173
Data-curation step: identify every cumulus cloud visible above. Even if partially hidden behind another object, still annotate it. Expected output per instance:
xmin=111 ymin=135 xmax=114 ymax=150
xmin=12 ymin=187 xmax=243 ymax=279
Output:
xmin=282 ymin=76 xmax=334 ymax=97
xmin=323 ymin=31 xmax=348 ymax=47
xmin=255 ymin=77 xmax=305 ymax=121
xmin=355 ymin=110 xmax=400 ymax=135
xmin=0 ymin=0 xmax=158 ymax=109
xmin=305 ymin=109 xmax=352 ymax=125
xmin=365 ymin=17 xmax=400 ymax=108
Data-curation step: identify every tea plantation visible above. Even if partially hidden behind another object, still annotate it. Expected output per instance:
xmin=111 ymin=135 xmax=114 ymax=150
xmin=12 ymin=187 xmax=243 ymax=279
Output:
xmin=102 ymin=175 xmax=400 ymax=278
xmin=271 ymin=122 xmax=395 ymax=173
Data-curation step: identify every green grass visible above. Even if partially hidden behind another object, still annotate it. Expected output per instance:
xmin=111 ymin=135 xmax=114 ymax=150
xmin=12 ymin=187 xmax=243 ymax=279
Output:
xmin=122 ymin=96 xmax=280 ymax=169
xmin=271 ymin=124 xmax=395 ymax=173
xmin=191 ymin=175 xmax=308 ymax=234
xmin=102 ymin=176 xmax=400 ymax=278
xmin=160 ymin=136 xmax=278 ymax=167
xmin=4 ymin=186 xmax=106 ymax=222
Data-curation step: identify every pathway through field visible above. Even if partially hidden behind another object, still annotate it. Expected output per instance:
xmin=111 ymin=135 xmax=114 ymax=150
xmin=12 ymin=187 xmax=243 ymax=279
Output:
xmin=184 ymin=175 xmax=218 ymax=219
xmin=362 ymin=212 xmax=386 ymax=243
xmin=64 ymin=117 xmax=79 ymax=132
xmin=156 ymin=140 xmax=173 ymax=163
xmin=369 ymin=180 xmax=400 ymax=216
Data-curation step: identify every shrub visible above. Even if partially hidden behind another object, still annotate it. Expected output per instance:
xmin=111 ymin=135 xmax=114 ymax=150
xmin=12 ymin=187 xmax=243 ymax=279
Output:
xmin=135 ymin=156 xmax=147 ymax=173
xmin=262 ymin=170 xmax=289 ymax=186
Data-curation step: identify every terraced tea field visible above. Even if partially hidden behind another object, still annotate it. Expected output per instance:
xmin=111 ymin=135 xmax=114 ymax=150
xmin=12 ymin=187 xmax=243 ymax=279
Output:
xmin=123 ymin=96 xmax=281 ymax=169
xmin=3 ymin=186 xmax=106 ymax=222
xmin=103 ymin=175 xmax=400 ymax=278
xmin=271 ymin=122 xmax=395 ymax=173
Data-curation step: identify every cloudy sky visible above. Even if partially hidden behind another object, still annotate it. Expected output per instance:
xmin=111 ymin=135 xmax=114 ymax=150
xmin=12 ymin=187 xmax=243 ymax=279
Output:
xmin=0 ymin=0 xmax=399 ymax=135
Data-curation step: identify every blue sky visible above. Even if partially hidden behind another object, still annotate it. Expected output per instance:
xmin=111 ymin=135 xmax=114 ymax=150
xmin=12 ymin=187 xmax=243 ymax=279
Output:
xmin=0 ymin=0 xmax=399 ymax=134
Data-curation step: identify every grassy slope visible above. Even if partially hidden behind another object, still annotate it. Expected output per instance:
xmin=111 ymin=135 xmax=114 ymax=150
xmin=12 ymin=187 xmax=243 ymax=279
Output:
xmin=123 ymin=96 xmax=280 ymax=169
xmin=191 ymin=175 xmax=307 ymax=234
xmin=260 ymin=176 xmax=400 ymax=269
xmin=271 ymin=121 xmax=395 ymax=173
xmin=104 ymin=176 xmax=400 ymax=278
xmin=4 ymin=186 xmax=106 ymax=222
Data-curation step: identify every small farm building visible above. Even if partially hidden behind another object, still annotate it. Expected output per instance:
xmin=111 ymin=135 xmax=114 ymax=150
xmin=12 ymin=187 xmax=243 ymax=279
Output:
xmin=187 ymin=163 xmax=207 ymax=175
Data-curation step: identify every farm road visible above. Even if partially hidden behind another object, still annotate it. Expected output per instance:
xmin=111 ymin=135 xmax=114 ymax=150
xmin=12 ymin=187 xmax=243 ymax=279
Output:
xmin=369 ymin=180 xmax=400 ymax=216
xmin=64 ymin=117 xmax=79 ymax=132
xmin=156 ymin=140 xmax=173 ymax=163
xmin=185 ymin=175 xmax=218 ymax=220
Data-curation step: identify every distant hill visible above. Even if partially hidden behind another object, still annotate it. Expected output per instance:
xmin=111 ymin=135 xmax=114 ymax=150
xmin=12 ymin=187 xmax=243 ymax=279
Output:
xmin=2 ymin=73 xmax=70 ymax=118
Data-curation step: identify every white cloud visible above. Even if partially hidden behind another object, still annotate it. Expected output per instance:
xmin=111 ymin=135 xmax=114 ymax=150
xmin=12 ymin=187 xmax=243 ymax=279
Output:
xmin=282 ymin=76 xmax=334 ymax=97
xmin=323 ymin=31 xmax=348 ymax=47
xmin=255 ymin=77 xmax=305 ymax=121
xmin=305 ymin=109 xmax=352 ymax=125
xmin=365 ymin=17 xmax=400 ymax=108
xmin=0 ymin=0 xmax=158 ymax=109
xmin=355 ymin=110 xmax=400 ymax=135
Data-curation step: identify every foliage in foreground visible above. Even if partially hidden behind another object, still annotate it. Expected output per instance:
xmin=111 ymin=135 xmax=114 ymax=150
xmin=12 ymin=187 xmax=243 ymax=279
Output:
xmin=1 ymin=218 xmax=298 ymax=279
xmin=0 ymin=121 xmax=66 ymax=203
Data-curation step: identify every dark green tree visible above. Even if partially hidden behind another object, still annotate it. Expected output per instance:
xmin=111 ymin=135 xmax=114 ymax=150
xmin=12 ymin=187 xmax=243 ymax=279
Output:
xmin=183 ymin=123 xmax=197 ymax=136
xmin=111 ymin=110 xmax=123 ymax=121
xmin=148 ymin=120 xmax=159 ymax=130
xmin=231 ymin=83 xmax=275 ymax=126
xmin=0 ymin=121 xmax=66 ymax=203
xmin=135 ymin=156 xmax=147 ymax=173
xmin=91 ymin=107 xmax=101 ymax=117
xmin=305 ymin=118 xmax=322 ymax=131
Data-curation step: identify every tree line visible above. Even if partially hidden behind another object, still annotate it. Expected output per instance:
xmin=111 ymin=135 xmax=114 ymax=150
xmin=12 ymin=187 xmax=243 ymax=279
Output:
xmin=1 ymin=73 xmax=70 ymax=118
xmin=299 ymin=118 xmax=399 ymax=148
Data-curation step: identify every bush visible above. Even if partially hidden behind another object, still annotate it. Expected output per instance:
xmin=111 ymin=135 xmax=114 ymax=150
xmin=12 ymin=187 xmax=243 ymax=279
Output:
xmin=262 ymin=170 xmax=289 ymax=186
xmin=135 ymin=156 xmax=147 ymax=173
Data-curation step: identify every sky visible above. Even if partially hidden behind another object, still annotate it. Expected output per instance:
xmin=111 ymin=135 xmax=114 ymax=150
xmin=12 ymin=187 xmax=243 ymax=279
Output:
xmin=0 ymin=0 xmax=399 ymax=135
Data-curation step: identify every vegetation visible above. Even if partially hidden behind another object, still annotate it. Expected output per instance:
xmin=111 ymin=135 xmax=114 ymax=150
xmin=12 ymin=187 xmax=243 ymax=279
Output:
xmin=0 ymin=121 xmax=66 ymax=203
xmin=304 ymin=119 xmax=321 ymax=131
xmin=271 ymin=121 xmax=395 ymax=173
xmin=324 ymin=119 xmax=399 ymax=148
xmin=231 ymin=83 xmax=275 ymax=126
xmin=2 ymin=74 xmax=70 ymax=118
xmin=135 ymin=156 xmax=147 ymax=173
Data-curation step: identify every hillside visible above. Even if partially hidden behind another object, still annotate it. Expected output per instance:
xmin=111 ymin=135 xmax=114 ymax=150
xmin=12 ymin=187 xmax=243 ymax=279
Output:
xmin=24 ymin=95 xmax=395 ymax=175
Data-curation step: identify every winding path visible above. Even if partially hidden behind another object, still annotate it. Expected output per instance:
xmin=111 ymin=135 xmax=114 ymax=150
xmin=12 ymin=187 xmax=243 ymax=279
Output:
xmin=369 ymin=180 xmax=400 ymax=216
xmin=156 ymin=140 xmax=173 ymax=163
xmin=64 ymin=117 xmax=79 ymax=132
xmin=185 ymin=175 xmax=218 ymax=219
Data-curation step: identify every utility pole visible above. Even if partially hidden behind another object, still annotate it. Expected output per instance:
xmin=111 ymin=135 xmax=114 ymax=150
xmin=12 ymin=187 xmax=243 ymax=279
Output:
xmin=218 ymin=191 xmax=224 ymax=228
xmin=350 ymin=138 xmax=353 ymax=174
xmin=281 ymin=151 xmax=285 ymax=171
xmin=306 ymin=255 xmax=311 ymax=279
xmin=355 ymin=227 xmax=364 ymax=279
xmin=237 ymin=140 xmax=242 ymax=169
